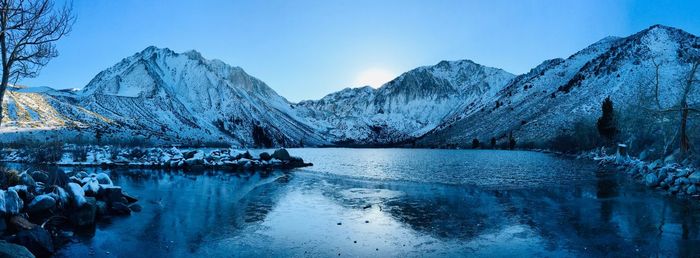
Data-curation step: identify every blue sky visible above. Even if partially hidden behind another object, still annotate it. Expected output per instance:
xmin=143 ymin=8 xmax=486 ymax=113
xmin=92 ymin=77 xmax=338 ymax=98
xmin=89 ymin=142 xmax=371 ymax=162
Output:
xmin=20 ymin=0 xmax=700 ymax=102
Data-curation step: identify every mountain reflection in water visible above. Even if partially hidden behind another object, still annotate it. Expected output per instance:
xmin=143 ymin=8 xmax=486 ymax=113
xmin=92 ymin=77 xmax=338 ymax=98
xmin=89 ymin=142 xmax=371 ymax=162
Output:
xmin=3 ymin=149 xmax=698 ymax=257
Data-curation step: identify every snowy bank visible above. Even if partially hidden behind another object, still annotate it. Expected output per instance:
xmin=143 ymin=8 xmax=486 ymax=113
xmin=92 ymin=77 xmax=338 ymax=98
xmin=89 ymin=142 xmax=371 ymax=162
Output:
xmin=0 ymin=146 xmax=312 ymax=171
xmin=589 ymin=146 xmax=700 ymax=198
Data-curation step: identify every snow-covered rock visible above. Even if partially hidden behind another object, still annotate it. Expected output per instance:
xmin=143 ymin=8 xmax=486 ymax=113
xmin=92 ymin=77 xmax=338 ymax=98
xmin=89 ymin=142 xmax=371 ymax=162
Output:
xmin=81 ymin=177 xmax=100 ymax=195
xmin=95 ymin=173 xmax=113 ymax=185
xmin=1 ymin=189 xmax=24 ymax=215
xmin=66 ymin=183 xmax=87 ymax=207
xmin=27 ymin=194 xmax=56 ymax=213
xmin=645 ymin=173 xmax=659 ymax=187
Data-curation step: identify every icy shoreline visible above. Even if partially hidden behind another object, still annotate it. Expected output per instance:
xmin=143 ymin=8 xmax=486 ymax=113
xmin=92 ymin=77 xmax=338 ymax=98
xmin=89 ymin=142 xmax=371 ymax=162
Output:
xmin=0 ymin=146 xmax=313 ymax=171
xmin=0 ymin=169 xmax=142 ymax=257
xmin=579 ymin=148 xmax=700 ymax=198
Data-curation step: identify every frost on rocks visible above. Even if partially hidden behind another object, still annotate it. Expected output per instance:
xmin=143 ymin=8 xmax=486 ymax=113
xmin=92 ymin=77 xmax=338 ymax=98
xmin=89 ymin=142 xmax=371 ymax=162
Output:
xmin=1 ymin=189 xmax=24 ymax=215
xmin=95 ymin=173 xmax=113 ymax=185
xmin=67 ymin=182 xmax=87 ymax=207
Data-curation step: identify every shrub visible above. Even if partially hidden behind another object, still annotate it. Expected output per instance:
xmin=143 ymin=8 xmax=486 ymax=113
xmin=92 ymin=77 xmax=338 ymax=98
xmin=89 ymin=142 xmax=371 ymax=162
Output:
xmin=30 ymin=142 xmax=63 ymax=163
xmin=549 ymin=121 xmax=601 ymax=153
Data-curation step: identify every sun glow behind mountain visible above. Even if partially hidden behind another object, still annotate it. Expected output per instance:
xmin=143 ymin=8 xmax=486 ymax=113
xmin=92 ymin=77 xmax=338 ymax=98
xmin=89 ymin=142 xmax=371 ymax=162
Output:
xmin=354 ymin=68 xmax=396 ymax=88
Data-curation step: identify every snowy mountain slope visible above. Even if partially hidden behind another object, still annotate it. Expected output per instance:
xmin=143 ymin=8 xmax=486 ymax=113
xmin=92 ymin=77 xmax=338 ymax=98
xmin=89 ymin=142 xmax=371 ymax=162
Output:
xmin=0 ymin=88 xmax=108 ymax=129
xmin=296 ymin=60 xmax=515 ymax=144
xmin=1 ymin=25 xmax=697 ymax=148
xmin=418 ymin=25 xmax=700 ymax=147
xmin=0 ymin=47 xmax=328 ymax=147
xmin=75 ymin=46 xmax=328 ymax=147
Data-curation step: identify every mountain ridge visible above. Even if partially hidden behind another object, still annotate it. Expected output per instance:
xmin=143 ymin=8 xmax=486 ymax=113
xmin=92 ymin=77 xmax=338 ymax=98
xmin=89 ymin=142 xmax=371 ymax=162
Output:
xmin=2 ymin=24 xmax=698 ymax=150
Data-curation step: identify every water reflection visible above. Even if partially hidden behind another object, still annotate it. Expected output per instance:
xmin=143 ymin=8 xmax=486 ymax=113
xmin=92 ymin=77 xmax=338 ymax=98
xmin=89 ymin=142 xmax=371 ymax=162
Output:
xmin=2 ymin=149 xmax=700 ymax=257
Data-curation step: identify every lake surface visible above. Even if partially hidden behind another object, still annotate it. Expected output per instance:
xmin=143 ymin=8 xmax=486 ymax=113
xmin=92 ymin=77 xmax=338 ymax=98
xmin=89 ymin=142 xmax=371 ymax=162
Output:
xmin=8 ymin=148 xmax=700 ymax=257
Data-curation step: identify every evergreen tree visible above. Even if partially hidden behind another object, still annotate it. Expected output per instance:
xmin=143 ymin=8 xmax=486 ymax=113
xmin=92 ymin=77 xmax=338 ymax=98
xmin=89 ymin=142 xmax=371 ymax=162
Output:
xmin=472 ymin=138 xmax=480 ymax=149
xmin=490 ymin=137 xmax=496 ymax=149
xmin=596 ymin=96 xmax=617 ymax=143
xmin=508 ymin=131 xmax=516 ymax=150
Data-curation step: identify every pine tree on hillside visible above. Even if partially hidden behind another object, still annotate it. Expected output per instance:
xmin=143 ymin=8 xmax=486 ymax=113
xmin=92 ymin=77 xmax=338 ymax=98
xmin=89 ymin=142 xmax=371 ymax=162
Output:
xmin=596 ymin=97 xmax=617 ymax=143
xmin=508 ymin=131 xmax=516 ymax=150
xmin=472 ymin=138 xmax=480 ymax=149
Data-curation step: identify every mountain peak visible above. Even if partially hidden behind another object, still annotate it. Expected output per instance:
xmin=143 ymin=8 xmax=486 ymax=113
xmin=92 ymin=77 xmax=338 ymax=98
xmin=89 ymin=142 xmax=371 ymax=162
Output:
xmin=182 ymin=49 xmax=204 ymax=60
xmin=634 ymin=24 xmax=697 ymax=41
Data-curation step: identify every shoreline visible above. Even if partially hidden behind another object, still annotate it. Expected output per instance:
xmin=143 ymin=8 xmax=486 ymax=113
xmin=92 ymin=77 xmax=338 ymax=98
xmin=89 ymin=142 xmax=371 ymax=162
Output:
xmin=0 ymin=146 xmax=313 ymax=171
xmin=581 ymin=148 xmax=700 ymax=199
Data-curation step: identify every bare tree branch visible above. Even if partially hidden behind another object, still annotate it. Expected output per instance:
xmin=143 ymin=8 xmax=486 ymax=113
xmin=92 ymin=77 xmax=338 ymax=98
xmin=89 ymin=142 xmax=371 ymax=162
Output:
xmin=0 ymin=0 xmax=74 ymax=125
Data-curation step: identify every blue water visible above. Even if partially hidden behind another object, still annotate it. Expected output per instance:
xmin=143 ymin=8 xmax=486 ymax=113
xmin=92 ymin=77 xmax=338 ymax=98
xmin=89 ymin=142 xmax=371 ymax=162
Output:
xmin=7 ymin=148 xmax=700 ymax=257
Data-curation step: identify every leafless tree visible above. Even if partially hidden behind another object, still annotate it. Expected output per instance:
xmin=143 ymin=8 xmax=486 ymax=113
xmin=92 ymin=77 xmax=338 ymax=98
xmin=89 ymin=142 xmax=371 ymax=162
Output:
xmin=641 ymin=59 xmax=700 ymax=159
xmin=0 ymin=0 xmax=74 ymax=125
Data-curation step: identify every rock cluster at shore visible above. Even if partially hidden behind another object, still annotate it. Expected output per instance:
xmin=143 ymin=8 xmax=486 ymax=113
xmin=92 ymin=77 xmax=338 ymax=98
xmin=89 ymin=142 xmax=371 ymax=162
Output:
xmin=599 ymin=153 xmax=700 ymax=197
xmin=0 ymin=169 xmax=140 ymax=257
xmin=2 ymin=147 xmax=312 ymax=171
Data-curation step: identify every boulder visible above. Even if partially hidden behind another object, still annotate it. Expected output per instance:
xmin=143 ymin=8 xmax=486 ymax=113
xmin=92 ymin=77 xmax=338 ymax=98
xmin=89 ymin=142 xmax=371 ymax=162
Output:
xmin=1 ymin=190 xmax=24 ymax=215
xmin=18 ymin=173 xmax=36 ymax=190
xmin=27 ymin=194 xmax=56 ymax=213
xmin=47 ymin=170 xmax=69 ymax=188
xmin=676 ymin=169 xmax=691 ymax=178
xmin=129 ymin=203 xmax=142 ymax=212
xmin=689 ymin=171 xmax=700 ymax=184
xmin=29 ymin=171 xmax=48 ymax=185
xmin=0 ymin=240 xmax=35 ymax=258
xmin=656 ymin=169 xmax=668 ymax=182
xmin=674 ymin=177 xmax=690 ymax=186
xmin=9 ymin=216 xmax=35 ymax=231
xmin=11 ymin=227 xmax=54 ymax=257
xmin=81 ymin=177 xmax=100 ymax=196
xmin=182 ymin=150 xmax=197 ymax=159
xmin=68 ymin=176 xmax=82 ymax=185
xmin=271 ymin=149 xmax=291 ymax=161
xmin=670 ymin=185 xmax=681 ymax=194
xmin=95 ymin=201 xmax=108 ymax=217
xmin=49 ymin=186 xmax=69 ymax=207
xmin=71 ymin=197 xmax=96 ymax=227
xmin=648 ymin=160 xmax=662 ymax=170
xmin=645 ymin=173 xmax=659 ymax=187
xmin=687 ymin=185 xmax=697 ymax=195
xmin=95 ymin=173 xmax=113 ymax=185
xmin=66 ymin=183 xmax=87 ymax=207
xmin=75 ymin=171 xmax=88 ymax=179
xmin=259 ymin=152 xmax=272 ymax=161
xmin=110 ymin=202 xmax=131 ymax=215
xmin=103 ymin=186 xmax=124 ymax=204
xmin=122 ymin=192 xmax=138 ymax=204
xmin=184 ymin=157 xmax=203 ymax=166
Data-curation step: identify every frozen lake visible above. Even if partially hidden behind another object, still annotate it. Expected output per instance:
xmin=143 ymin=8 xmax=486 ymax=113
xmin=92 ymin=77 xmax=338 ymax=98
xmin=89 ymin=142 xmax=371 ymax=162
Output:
xmin=9 ymin=148 xmax=700 ymax=257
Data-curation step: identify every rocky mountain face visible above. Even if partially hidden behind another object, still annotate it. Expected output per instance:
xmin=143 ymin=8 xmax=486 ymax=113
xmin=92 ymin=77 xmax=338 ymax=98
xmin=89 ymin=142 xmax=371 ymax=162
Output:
xmin=296 ymin=60 xmax=514 ymax=144
xmin=418 ymin=25 xmax=700 ymax=149
xmin=2 ymin=25 xmax=698 ymax=149
xmin=2 ymin=47 xmax=328 ymax=147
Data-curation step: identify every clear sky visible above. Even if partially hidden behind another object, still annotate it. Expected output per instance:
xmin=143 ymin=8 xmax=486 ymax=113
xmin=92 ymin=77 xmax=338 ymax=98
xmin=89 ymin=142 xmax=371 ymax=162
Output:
xmin=20 ymin=0 xmax=700 ymax=102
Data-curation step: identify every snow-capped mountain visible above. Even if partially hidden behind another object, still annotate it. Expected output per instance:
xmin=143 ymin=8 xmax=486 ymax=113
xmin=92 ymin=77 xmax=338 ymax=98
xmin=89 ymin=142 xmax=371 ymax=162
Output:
xmin=419 ymin=25 xmax=700 ymax=148
xmin=78 ymin=46 xmax=329 ymax=147
xmin=1 ymin=25 xmax=697 ymax=149
xmin=296 ymin=60 xmax=514 ymax=144
xmin=1 ymin=47 xmax=328 ymax=147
